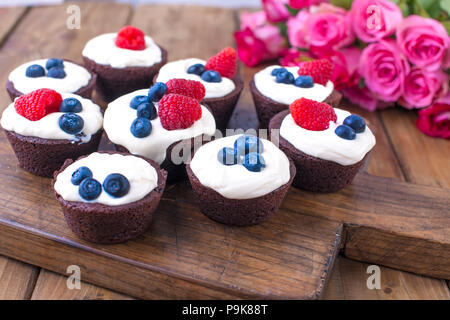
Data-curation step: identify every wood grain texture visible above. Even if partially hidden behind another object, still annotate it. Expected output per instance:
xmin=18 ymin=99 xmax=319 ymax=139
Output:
xmin=0 ymin=255 xmax=39 ymax=300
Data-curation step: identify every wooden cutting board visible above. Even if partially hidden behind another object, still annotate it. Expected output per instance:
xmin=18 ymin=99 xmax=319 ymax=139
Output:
xmin=0 ymin=3 xmax=448 ymax=299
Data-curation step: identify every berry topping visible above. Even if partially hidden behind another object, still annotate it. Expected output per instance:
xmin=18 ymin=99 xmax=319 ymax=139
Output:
xmin=26 ymin=64 xmax=45 ymax=78
xmin=148 ymin=82 xmax=168 ymax=102
xmin=205 ymin=47 xmax=237 ymax=78
xmin=201 ymin=70 xmax=221 ymax=83
xmin=166 ymin=79 xmax=205 ymax=101
xmin=115 ymin=26 xmax=146 ymax=51
xmin=271 ymin=67 xmax=286 ymax=76
xmin=158 ymin=93 xmax=202 ymax=130
xmin=58 ymin=113 xmax=84 ymax=134
xmin=60 ymin=98 xmax=82 ymax=113
xmin=243 ymin=152 xmax=266 ymax=172
xmin=78 ymin=178 xmax=102 ymax=201
xmin=335 ymin=125 xmax=356 ymax=140
xmin=71 ymin=166 xmax=93 ymax=185
xmin=217 ymin=147 xmax=238 ymax=166
xmin=294 ymin=75 xmax=314 ymax=88
xmin=275 ymin=70 xmax=295 ymax=84
xmin=103 ymin=173 xmax=130 ymax=198
xmin=297 ymin=59 xmax=333 ymax=86
xmin=130 ymin=95 xmax=150 ymax=109
xmin=289 ymin=98 xmax=337 ymax=131
xmin=46 ymin=58 xmax=63 ymax=70
xmin=130 ymin=117 xmax=152 ymax=138
xmin=234 ymin=135 xmax=264 ymax=157
xmin=343 ymin=115 xmax=366 ymax=133
xmin=187 ymin=63 xmax=205 ymax=76
xmin=137 ymin=102 xmax=157 ymax=120
xmin=14 ymin=88 xmax=62 ymax=121
xmin=47 ymin=67 xmax=66 ymax=79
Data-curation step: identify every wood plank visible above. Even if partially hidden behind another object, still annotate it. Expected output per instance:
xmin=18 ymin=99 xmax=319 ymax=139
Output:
xmin=0 ymin=255 xmax=39 ymax=300
xmin=0 ymin=7 xmax=28 ymax=45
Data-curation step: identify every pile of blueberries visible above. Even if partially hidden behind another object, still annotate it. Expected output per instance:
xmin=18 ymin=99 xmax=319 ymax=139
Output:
xmin=58 ymin=97 xmax=85 ymax=136
xmin=271 ymin=67 xmax=314 ymax=88
xmin=335 ymin=115 xmax=366 ymax=140
xmin=217 ymin=135 xmax=266 ymax=172
xmin=71 ymin=166 xmax=130 ymax=201
xmin=129 ymin=82 xmax=167 ymax=138
xmin=26 ymin=58 xmax=66 ymax=79
xmin=187 ymin=63 xmax=222 ymax=83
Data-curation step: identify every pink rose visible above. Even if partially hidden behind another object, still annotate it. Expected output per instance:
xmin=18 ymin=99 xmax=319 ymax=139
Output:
xmin=341 ymin=86 xmax=380 ymax=112
xmin=280 ymin=48 xmax=313 ymax=66
xmin=399 ymin=68 xmax=449 ymax=109
xmin=397 ymin=15 xmax=450 ymax=71
xmin=253 ymin=24 xmax=286 ymax=58
xmin=350 ymin=0 xmax=402 ymax=42
xmin=262 ymin=0 xmax=290 ymax=23
xmin=416 ymin=96 xmax=450 ymax=139
xmin=240 ymin=11 xmax=267 ymax=30
xmin=234 ymin=28 xmax=267 ymax=67
xmin=287 ymin=10 xmax=311 ymax=49
xmin=289 ymin=0 xmax=328 ymax=9
xmin=359 ymin=40 xmax=410 ymax=102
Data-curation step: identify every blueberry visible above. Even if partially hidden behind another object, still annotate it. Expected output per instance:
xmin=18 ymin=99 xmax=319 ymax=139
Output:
xmin=187 ymin=63 xmax=205 ymax=76
xmin=343 ymin=114 xmax=366 ymax=133
xmin=335 ymin=125 xmax=356 ymax=140
xmin=217 ymin=147 xmax=238 ymax=166
xmin=243 ymin=152 xmax=266 ymax=172
xmin=58 ymin=113 xmax=84 ymax=134
xmin=46 ymin=58 xmax=64 ymax=70
xmin=60 ymin=98 xmax=82 ymax=113
xmin=275 ymin=70 xmax=295 ymax=84
xmin=25 ymin=64 xmax=45 ymax=78
xmin=234 ymin=135 xmax=264 ymax=157
xmin=271 ymin=67 xmax=286 ymax=76
xmin=129 ymin=95 xmax=150 ymax=109
xmin=148 ymin=82 xmax=167 ymax=102
xmin=294 ymin=75 xmax=314 ymax=88
xmin=102 ymin=173 xmax=130 ymax=198
xmin=47 ymin=67 xmax=66 ymax=79
xmin=136 ymin=102 xmax=157 ymax=120
xmin=130 ymin=117 xmax=152 ymax=138
xmin=78 ymin=178 xmax=102 ymax=201
xmin=71 ymin=166 xmax=93 ymax=185
xmin=201 ymin=70 xmax=222 ymax=83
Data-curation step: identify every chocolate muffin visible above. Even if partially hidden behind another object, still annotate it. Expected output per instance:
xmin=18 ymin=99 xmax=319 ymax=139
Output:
xmin=53 ymin=151 xmax=167 ymax=244
xmin=187 ymin=134 xmax=295 ymax=226
xmin=6 ymin=58 xmax=96 ymax=101
xmin=269 ymin=105 xmax=376 ymax=193
xmin=250 ymin=65 xmax=342 ymax=128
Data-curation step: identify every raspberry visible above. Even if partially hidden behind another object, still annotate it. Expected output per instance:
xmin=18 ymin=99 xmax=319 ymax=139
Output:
xmin=297 ymin=59 xmax=333 ymax=85
xmin=166 ymin=79 xmax=205 ymax=101
xmin=289 ymin=98 xmax=337 ymax=131
xmin=158 ymin=94 xmax=202 ymax=130
xmin=204 ymin=47 xmax=237 ymax=78
xmin=14 ymin=88 xmax=62 ymax=121
xmin=115 ymin=26 xmax=146 ymax=51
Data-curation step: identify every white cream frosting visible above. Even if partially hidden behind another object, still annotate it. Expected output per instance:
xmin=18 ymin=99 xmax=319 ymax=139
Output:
xmin=254 ymin=65 xmax=334 ymax=105
xmin=1 ymin=93 xmax=103 ymax=143
xmin=54 ymin=152 xmax=158 ymax=206
xmin=155 ymin=58 xmax=235 ymax=99
xmin=190 ymin=135 xmax=291 ymax=200
xmin=104 ymin=89 xmax=216 ymax=164
xmin=280 ymin=108 xmax=376 ymax=166
xmin=82 ymin=33 xmax=162 ymax=68
xmin=9 ymin=59 xmax=92 ymax=94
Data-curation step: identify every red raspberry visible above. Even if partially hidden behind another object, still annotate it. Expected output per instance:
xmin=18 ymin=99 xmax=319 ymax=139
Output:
xmin=297 ymin=59 xmax=333 ymax=85
xmin=158 ymin=94 xmax=202 ymax=130
xmin=14 ymin=88 xmax=62 ymax=121
xmin=204 ymin=47 xmax=237 ymax=78
xmin=289 ymin=98 xmax=337 ymax=131
xmin=115 ymin=26 xmax=146 ymax=51
xmin=166 ymin=79 xmax=205 ymax=101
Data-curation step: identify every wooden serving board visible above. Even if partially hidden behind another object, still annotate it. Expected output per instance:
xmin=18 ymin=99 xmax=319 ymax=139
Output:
xmin=0 ymin=2 xmax=449 ymax=299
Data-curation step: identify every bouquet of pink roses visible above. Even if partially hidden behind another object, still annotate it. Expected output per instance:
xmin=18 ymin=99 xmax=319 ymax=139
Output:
xmin=234 ymin=0 xmax=450 ymax=139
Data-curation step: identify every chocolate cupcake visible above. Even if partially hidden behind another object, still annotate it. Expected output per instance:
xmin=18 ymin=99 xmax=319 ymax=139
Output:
xmin=269 ymin=99 xmax=376 ymax=193
xmin=82 ymin=26 xmax=168 ymax=102
xmin=53 ymin=151 xmax=167 ymax=244
xmin=103 ymin=85 xmax=217 ymax=183
xmin=1 ymin=89 xmax=103 ymax=177
xmin=155 ymin=48 xmax=243 ymax=130
xmin=6 ymin=58 xmax=96 ymax=101
xmin=251 ymin=62 xmax=342 ymax=128
xmin=186 ymin=134 xmax=295 ymax=226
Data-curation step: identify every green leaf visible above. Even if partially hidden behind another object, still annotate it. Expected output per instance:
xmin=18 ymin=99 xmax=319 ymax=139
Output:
xmin=284 ymin=4 xmax=299 ymax=16
xmin=442 ymin=20 xmax=450 ymax=34
xmin=359 ymin=78 xmax=366 ymax=89
xmin=442 ymin=0 xmax=450 ymax=15
xmin=330 ymin=0 xmax=353 ymax=10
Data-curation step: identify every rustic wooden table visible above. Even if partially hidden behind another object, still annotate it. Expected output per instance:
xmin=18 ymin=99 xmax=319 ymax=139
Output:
xmin=0 ymin=2 xmax=449 ymax=300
